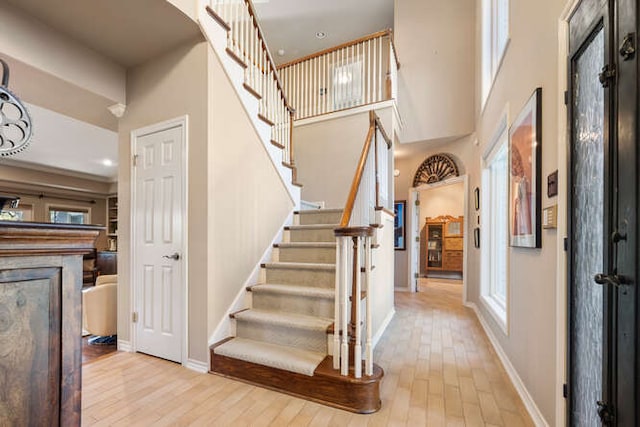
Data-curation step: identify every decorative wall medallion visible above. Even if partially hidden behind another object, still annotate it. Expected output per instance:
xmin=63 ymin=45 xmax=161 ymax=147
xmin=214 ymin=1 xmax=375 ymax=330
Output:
xmin=0 ymin=59 xmax=33 ymax=157
xmin=412 ymin=153 xmax=459 ymax=187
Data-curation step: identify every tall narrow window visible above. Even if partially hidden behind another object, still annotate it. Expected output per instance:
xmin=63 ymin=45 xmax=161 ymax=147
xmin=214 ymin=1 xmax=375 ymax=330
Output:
xmin=482 ymin=0 xmax=510 ymax=106
xmin=333 ymin=59 xmax=363 ymax=110
xmin=481 ymin=118 xmax=509 ymax=332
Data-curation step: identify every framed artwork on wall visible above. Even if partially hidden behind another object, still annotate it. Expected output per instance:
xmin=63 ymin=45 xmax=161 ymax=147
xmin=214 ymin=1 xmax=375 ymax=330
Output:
xmin=509 ymin=87 xmax=542 ymax=248
xmin=394 ymin=200 xmax=406 ymax=250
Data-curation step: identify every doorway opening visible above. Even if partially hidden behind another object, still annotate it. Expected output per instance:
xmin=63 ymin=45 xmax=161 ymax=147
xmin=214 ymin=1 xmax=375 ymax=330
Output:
xmin=408 ymin=175 xmax=469 ymax=302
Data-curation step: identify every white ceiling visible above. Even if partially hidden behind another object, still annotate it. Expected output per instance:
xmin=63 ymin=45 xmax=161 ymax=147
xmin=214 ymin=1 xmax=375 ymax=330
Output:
xmin=7 ymin=103 xmax=118 ymax=181
xmin=254 ymin=0 xmax=394 ymax=65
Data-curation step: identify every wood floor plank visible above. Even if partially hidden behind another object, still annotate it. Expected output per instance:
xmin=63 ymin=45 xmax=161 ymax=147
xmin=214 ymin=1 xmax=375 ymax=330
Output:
xmin=81 ymin=279 xmax=535 ymax=426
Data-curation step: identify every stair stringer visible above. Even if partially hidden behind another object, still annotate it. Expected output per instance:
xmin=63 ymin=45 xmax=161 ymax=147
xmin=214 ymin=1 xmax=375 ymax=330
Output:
xmin=197 ymin=5 xmax=300 ymax=207
xmin=207 ymin=209 xmax=295 ymax=348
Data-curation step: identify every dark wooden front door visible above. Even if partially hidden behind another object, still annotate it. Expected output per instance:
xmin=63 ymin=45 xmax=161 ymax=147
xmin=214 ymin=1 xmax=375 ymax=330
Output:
xmin=567 ymin=0 xmax=638 ymax=425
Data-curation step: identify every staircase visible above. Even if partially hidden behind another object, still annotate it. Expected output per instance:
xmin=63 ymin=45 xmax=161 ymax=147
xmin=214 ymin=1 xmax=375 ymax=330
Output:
xmin=210 ymin=208 xmax=383 ymax=413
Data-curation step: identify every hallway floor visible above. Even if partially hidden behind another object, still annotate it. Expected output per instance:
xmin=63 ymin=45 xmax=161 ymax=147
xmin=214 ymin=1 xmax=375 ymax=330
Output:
xmin=81 ymin=278 xmax=533 ymax=426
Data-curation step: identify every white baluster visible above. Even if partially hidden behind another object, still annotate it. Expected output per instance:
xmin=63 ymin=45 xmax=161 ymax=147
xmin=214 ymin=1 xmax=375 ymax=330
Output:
xmin=378 ymin=36 xmax=383 ymax=102
xmin=354 ymin=236 xmax=362 ymax=379
xmin=340 ymin=236 xmax=349 ymax=376
xmin=333 ymin=237 xmax=341 ymax=370
xmin=322 ymin=54 xmax=327 ymax=114
xmin=367 ymin=39 xmax=372 ymax=104
xmin=364 ymin=234 xmax=373 ymax=376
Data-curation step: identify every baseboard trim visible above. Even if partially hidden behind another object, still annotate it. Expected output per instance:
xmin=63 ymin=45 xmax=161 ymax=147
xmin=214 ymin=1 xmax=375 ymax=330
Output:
xmin=465 ymin=302 xmax=549 ymax=427
xmin=372 ymin=308 xmax=395 ymax=349
xmin=117 ymin=339 xmax=132 ymax=352
xmin=184 ymin=358 xmax=209 ymax=373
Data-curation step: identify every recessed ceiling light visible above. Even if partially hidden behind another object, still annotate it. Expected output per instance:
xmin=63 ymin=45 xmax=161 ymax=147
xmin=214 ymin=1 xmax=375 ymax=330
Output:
xmin=277 ymin=49 xmax=285 ymax=56
xmin=102 ymin=159 xmax=114 ymax=167
xmin=315 ymin=31 xmax=327 ymax=39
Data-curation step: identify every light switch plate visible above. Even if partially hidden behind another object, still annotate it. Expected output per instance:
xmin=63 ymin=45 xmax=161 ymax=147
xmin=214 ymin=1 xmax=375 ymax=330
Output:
xmin=543 ymin=205 xmax=558 ymax=229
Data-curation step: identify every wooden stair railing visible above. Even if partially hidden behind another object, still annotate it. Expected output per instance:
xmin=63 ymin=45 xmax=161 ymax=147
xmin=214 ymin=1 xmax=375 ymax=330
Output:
xmin=333 ymin=111 xmax=392 ymax=378
xmin=278 ymin=30 xmax=401 ymax=121
xmin=206 ymin=0 xmax=297 ymax=179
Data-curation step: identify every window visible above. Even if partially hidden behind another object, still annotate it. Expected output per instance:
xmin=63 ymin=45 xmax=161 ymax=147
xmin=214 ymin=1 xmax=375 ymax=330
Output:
xmin=481 ymin=118 xmax=509 ymax=332
xmin=0 ymin=204 xmax=33 ymax=221
xmin=481 ymin=0 xmax=509 ymax=106
xmin=333 ymin=59 xmax=363 ymax=110
xmin=49 ymin=207 xmax=90 ymax=224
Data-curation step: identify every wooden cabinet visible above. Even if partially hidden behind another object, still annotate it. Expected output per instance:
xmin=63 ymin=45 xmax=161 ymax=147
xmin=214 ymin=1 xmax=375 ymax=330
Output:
xmin=0 ymin=221 xmax=101 ymax=426
xmin=97 ymin=250 xmax=118 ymax=275
xmin=426 ymin=216 xmax=464 ymax=274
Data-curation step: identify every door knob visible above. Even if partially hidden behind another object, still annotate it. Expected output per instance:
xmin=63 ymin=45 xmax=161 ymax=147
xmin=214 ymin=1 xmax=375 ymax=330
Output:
xmin=163 ymin=252 xmax=180 ymax=261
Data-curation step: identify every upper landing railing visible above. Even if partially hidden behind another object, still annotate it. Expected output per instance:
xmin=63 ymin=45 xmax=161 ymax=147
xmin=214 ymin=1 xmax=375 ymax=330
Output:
xmin=278 ymin=30 xmax=400 ymax=121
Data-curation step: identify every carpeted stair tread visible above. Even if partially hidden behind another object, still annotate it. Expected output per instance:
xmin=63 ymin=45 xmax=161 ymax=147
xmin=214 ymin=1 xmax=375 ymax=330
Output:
xmin=275 ymin=242 xmax=336 ymax=248
xmin=251 ymin=283 xmax=334 ymax=299
xmin=295 ymin=208 xmax=343 ymax=214
xmin=234 ymin=309 xmax=333 ymax=331
xmin=214 ymin=337 xmax=325 ymax=376
xmin=285 ymin=224 xmax=339 ymax=230
xmin=263 ymin=261 xmax=335 ymax=271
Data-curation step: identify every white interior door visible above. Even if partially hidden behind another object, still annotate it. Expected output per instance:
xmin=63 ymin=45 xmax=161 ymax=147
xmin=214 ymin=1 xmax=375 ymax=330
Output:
xmin=133 ymin=123 xmax=185 ymax=363
xmin=408 ymin=190 xmax=420 ymax=292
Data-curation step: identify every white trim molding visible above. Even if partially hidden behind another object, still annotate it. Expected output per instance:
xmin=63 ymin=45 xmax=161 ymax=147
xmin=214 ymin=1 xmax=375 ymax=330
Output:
xmin=466 ymin=302 xmax=549 ymax=427
xmin=117 ymin=339 xmax=132 ymax=353
xmin=184 ymin=359 xmax=209 ymax=374
xmin=554 ymin=1 xmax=580 ymax=425
xmin=372 ymin=308 xmax=395 ymax=349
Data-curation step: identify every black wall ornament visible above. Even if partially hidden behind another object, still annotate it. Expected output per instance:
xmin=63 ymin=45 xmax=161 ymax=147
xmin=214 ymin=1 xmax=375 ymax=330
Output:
xmin=412 ymin=153 xmax=459 ymax=187
xmin=0 ymin=58 xmax=33 ymax=157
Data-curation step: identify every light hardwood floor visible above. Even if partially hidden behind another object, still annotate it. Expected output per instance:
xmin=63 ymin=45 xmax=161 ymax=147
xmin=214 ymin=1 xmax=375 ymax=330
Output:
xmin=82 ymin=278 xmax=534 ymax=426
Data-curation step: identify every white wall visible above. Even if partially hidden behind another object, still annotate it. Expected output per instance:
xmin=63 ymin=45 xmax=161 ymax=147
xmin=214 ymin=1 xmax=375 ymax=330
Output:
xmin=467 ymin=0 xmax=567 ymax=423
xmin=294 ymin=107 xmax=395 ymax=208
xmin=371 ymin=211 xmax=396 ymax=341
xmin=419 ymin=182 xmax=465 ymax=219
xmin=206 ymin=40 xmax=294 ymax=343
xmin=394 ymin=0 xmax=476 ymax=143
xmin=167 ymin=0 xmax=197 ymax=21
xmin=118 ymin=39 xmax=210 ymax=362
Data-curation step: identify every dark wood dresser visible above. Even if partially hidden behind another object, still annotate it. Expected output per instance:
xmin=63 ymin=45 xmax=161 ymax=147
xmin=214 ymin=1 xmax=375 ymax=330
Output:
xmin=0 ymin=221 xmax=101 ymax=426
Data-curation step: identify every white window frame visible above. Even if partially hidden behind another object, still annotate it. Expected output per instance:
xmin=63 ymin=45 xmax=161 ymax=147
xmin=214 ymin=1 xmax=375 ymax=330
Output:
xmin=47 ymin=204 xmax=92 ymax=225
xmin=480 ymin=113 xmax=509 ymax=334
xmin=481 ymin=0 xmax=510 ymax=108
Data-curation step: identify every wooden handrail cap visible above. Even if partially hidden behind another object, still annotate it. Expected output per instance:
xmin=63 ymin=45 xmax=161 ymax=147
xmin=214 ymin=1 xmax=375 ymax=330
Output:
xmin=334 ymin=226 xmax=375 ymax=237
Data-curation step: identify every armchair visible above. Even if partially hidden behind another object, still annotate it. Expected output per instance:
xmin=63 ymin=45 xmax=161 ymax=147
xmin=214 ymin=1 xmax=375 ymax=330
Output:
xmin=82 ymin=274 xmax=117 ymax=345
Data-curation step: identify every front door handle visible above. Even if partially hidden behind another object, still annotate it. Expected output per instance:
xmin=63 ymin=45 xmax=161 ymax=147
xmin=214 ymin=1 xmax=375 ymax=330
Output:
xmin=163 ymin=252 xmax=180 ymax=261
xmin=594 ymin=273 xmax=629 ymax=287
